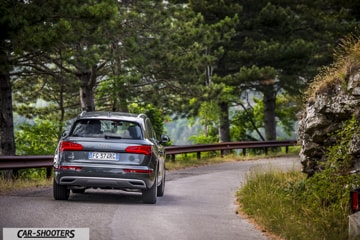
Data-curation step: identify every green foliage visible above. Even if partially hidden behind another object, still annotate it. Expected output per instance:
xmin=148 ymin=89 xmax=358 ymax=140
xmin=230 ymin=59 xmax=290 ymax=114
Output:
xmin=187 ymin=101 xmax=219 ymax=144
xmin=231 ymin=105 xmax=260 ymax=141
xmin=129 ymin=103 xmax=167 ymax=140
xmin=238 ymin=116 xmax=360 ymax=239
xmin=303 ymin=116 xmax=360 ymax=207
xmin=15 ymin=118 xmax=59 ymax=155
xmin=238 ymin=169 xmax=348 ymax=240
xmin=231 ymin=93 xmax=299 ymax=141
xmin=3 ymin=0 xmax=360 ymax=150
xmin=188 ymin=132 xmax=218 ymax=144
xmin=14 ymin=118 xmax=59 ymax=179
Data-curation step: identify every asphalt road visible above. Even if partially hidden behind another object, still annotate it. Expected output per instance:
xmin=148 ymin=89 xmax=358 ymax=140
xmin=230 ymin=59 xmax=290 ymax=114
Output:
xmin=0 ymin=156 xmax=301 ymax=240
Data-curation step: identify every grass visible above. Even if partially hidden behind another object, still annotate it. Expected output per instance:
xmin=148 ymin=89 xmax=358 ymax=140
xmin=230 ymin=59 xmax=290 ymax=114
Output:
xmin=166 ymin=146 xmax=300 ymax=170
xmin=306 ymin=35 xmax=360 ymax=102
xmin=0 ymin=176 xmax=52 ymax=193
xmin=236 ymin=167 xmax=349 ymax=240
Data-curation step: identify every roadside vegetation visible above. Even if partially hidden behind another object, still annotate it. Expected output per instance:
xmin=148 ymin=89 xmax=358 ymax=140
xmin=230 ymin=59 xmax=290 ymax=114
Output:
xmin=165 ymin=146 xmax=300 ymax=170
xmin=237 ymin=117 xmax=360 ymax=240
xmin=0 ymin=177 xmax=52 ymax=193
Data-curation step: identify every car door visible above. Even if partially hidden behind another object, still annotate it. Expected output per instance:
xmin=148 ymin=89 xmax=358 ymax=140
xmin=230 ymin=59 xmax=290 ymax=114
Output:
xmin=145 ymin=118 xmax=165 ymax=184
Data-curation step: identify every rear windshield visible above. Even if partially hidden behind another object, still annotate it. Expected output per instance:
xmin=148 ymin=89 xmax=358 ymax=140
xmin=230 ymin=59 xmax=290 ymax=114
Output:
xmin=70 ymin=119 xmax=142 ymax=139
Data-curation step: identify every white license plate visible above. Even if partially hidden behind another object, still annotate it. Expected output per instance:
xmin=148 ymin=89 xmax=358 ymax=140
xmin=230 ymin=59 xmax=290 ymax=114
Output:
xmin=89 ymin=152 xmax=119 ymax=160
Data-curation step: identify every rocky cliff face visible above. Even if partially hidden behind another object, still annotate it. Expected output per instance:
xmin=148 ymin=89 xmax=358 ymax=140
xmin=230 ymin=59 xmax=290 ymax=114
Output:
xmin=298 ymin=68 xmax=360 ymax=176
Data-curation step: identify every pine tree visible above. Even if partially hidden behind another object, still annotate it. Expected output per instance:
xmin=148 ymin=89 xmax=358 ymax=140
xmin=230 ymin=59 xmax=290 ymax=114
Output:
xmin=181 ymin=0 xmax=358 ymax=141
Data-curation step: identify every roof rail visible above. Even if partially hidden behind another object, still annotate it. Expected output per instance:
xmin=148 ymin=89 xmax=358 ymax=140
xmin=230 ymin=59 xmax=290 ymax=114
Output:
xmin=137 ymin=113 xmax=147 ymax=119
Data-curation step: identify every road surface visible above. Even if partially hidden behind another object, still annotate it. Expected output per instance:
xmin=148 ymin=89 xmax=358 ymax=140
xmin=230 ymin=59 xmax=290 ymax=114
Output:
xmin=0 ymin=157 xmax=301 ymax=240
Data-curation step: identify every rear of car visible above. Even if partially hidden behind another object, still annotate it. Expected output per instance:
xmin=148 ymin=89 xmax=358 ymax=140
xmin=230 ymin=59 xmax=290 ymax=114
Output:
xmin=53 ymin=112 xmax=169 ymax=204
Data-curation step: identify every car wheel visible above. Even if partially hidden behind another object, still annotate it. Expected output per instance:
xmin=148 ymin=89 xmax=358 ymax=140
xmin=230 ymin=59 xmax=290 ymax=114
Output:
xmin=142 ymin=177 xmax=157 ymax=204
xmin=72 ymin=189 xmax=86 ymax=194
xmin=53 ymin=179 xmax=70 ymax=200
xmin=157 ymin=171 xmax=165 ymax=197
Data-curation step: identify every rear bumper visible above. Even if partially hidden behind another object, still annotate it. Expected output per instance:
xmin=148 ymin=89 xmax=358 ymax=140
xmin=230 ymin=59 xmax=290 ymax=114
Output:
xmin=58 ymin=176 xmax=147 ymax=189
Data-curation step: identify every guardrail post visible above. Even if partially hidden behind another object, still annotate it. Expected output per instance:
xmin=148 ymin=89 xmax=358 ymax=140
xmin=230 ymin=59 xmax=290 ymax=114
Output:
xmin=13 ymin=169 xmax=19 ymax=179
xmin=46 ymin=167 xmax=52 ymax=179
xmin=197 ymin=152 xmax=201 ymax=160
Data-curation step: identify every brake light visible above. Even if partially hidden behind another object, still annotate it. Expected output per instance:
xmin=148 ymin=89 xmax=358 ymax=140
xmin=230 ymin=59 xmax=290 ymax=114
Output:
xmin=125 ymin=145 xmax=151 ymax=155
xmin=60 ymin=141 xmax=83 ymax=151
xmin=123 ymin=169 xmax=153 ymax=174
xmin=351 ymin=190 xmax=360 ymax=213
xmin=58 ymin=166 xmax=82 ymax=171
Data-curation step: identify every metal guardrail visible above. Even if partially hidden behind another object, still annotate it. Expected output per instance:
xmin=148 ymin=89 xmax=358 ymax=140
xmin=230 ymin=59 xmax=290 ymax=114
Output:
xmin=0 ymin=140 xmax=298 ymax=178
xmin=0 ymin=155 xmax=54 ymax=178
xmin=165 ymin=140 xmax=297 ymax=160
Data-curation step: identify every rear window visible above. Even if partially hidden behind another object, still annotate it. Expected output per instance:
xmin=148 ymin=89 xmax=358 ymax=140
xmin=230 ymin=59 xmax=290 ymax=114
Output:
xmin=70 ymin=119 xmax=142 ymax=139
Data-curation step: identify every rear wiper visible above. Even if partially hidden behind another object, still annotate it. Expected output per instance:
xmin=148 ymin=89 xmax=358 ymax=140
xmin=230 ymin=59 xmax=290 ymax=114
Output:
xmin=104 ymin=134 xmax=122 ymax=139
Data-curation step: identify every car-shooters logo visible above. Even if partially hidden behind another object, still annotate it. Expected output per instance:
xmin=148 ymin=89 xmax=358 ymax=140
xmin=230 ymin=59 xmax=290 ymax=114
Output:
xmin=3 ymin=228 xmax=89 ymax=240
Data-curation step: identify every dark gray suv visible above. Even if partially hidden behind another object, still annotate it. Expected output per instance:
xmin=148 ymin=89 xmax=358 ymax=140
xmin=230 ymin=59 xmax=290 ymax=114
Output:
xmin=53 ymin=111 xmax=170 ymax=204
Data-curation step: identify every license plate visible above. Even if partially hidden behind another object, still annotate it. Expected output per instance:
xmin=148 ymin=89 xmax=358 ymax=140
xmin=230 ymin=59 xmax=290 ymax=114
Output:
xmin=89 ymin=152 xmax=119 ymax=160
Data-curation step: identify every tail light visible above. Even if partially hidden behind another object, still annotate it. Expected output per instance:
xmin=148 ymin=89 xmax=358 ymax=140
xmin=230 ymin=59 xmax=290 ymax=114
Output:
xmin=351 ymin=189 xmax=360 ymax=213
xmin=59 ymin=166 xmax=82 ymax=171
xmin=123 ymin=169 xmax=153 ymax=174
xmin=125 ymin=145 xmax=151 ymax=155
xmin=60 ymin=141 xmax=83 ymax=152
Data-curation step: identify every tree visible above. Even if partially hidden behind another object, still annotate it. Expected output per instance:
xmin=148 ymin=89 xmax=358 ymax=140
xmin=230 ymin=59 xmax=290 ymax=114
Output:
xmin=35 ymin=0 xmax=118 ymax=111
xmin=0 ymin=0 xmax=29 ymax=156
xmin=12 ymin=50 xmax=80 ymax=134
xmin=223 ymin=0 xmax=358 ymax=140
xmin=0 ymin=0 xmax=62 ymax=178
xmin=12 ymin=0 xmax=176 ymax=118
xmin=96 ymin=0 xmax=174 ymax=113
xmin=165 ymin=0 xmax=240 ymax=143
xmin=172 ymin=0 xmax=358 ymax=141
xmin=1 ymin=0 xmax=120 ymax=157
xmin=129 ymin=103 xmax=167 ymax=139
xmin=231 ymin=93 xmax=301 ymax=141
xmin=0 ymin=51 xmax=14 ymax=156
xmin=188 ymin=100 xmax=220 ymax=144
xmin=3 ymin=0 xmax=359 ymax=154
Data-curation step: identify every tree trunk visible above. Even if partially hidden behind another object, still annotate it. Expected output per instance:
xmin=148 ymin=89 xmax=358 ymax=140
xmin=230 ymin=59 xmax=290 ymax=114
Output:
xmin=117 ymin=87 xmax=129 ymax=112
xmin=263 ymin=88 xmax=277 ymax=141
xmin=78 ymin=66 xmax=97 ymax=112
xmin=0 ymin=50 xmax=15 ymax=156
xmin=218 ymin=101 xmax=230 ymax=142
xmin=111 ymin=43 xmax=129 ymax=113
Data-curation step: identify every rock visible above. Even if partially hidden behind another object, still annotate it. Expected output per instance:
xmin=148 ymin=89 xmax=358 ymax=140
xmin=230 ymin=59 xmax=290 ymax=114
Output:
xmin=298 ymin=69 xmax=360 ymax=176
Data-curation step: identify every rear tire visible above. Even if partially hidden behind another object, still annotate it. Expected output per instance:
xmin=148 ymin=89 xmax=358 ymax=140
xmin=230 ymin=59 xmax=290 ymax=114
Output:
xmin=157 ymin=171 xmax=165 ymax=197
xmin=53 ymin=179 xmax=70 ymax=200
xmin=142 ymin=178 xmax=157 ymax=204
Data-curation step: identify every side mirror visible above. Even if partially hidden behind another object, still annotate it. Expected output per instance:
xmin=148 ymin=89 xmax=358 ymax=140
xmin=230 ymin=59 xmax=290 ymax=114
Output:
xmin=160 ymin=134 xmax=170 ymax=144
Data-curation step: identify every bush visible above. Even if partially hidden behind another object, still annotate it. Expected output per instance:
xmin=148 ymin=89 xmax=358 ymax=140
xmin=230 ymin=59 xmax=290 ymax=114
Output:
xmin=237 ymin=116 xmax=360 ymax=239
xmin=13 ymin=118 xmax=59 ymax=179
